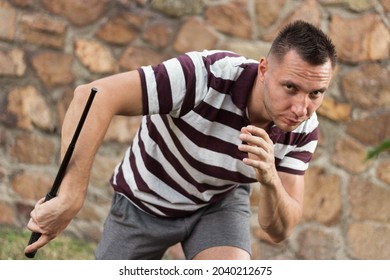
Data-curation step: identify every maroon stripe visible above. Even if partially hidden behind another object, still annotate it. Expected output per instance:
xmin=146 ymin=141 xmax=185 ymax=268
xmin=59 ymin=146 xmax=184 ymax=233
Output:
xmin=152 ymin=63 xmax=173 ymax=114
xmin=170 ymin=116 xmax=245 ymax=161
xmin=176 ymin=54 xmax=197 ymax=116
xmin=137 ymin=68 xmax=149 ymax=115
xmin=193 ymin=101 xmax=245 ymax=130
xmin=277 ymin=166 xmax=305 ymax=175
xmin=230 ymin=63 xmax=258 ymax=109
xmin=285 ymin=150 xmax=313 ymax=164
xmin=268 ymin=126 xmax=318 ymax=147
xmin=205 ymin=51 xmax=241 ymax=64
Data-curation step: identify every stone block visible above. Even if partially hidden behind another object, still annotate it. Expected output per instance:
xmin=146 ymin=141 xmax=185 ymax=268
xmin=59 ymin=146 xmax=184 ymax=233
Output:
xmin=348 ymin=222 xmax=390 ymax=259
xmin=0 ymin=1 xmax=16 ymax=41
xmin=10 ymin=0 xmax=35 ymax=8
xmin=104 ymin=115 xmax=141 ymax=143
xmin=303 ymin=167 xmax=342 ymax=225
xmin=261 ymin=0 xmax=321 ymax=41
xmin=11 ymin=171 xmax=53 ymax=201
xmin=206 ymin=0 xmax=252 ymax=39
xmin=19 ymin=13 xmax=67 ymax=49
xmin=342 ymin=63 xmax=390 ymax=109
xmin=220 ymin=41 xmax=271 ymax=60
xmin=0 ymin=202 xmax=15 ymax=225
xmin=95 ymin=15 xmax=138 ymax=45
xmin=5 ymin=85 xmax=53 ymax=131
xmin=0 ymin=48 xmax=26 ymax=77
xmin=151 ymin=0 xmax=203 ymax=17
xmin=255 ymin=0 xmax=285 ymax=28
xmin=348 ymin=177 xmax=390 ymax=223
xmin=42 ymin=0 xmax=109 ymax=27
xmin=119 ymin=46 xmax=169 ymax=71
xmin=90 ymin=153 xmax=122 ymax=189
xmin=296 ymin=227 xmax=342 ymax=259
xmin=173 ymin=17 xmax=217 ymax=53
xmin=317 ymin=96 xmax=352 ymax=122
xmin=331 ymin=136 xmax=372 ymax=173
xmin=319 ymin=0 xmax=375 ymax=11
xmin=15 ymin=201 xmax=33 ymax=225
xmin=346 ymin=112 xmax=390 ymax=146
xmin=31 ymin=51 xmax=75 ymax=89
xmin=9 ymin=133 xmax=56 ymax=164
xmin=376 ymin=158 xmax=390 ymax=185
xmin=380 ymin=0 xmax=390 ymax=12
xmin=329 ymin=14 xmax=390 ymax=62
xmin=143 ymin=21 xmax=173 ymax=49
xmin=74 ymin=39 xmax=117 ymax=74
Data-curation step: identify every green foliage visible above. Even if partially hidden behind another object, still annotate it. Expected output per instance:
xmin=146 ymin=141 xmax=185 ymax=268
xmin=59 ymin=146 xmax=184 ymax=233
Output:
xmin=366 ymin=139 xmax=390 ymax=160
xmin=0 ymin=227 xmax=96 ymax=260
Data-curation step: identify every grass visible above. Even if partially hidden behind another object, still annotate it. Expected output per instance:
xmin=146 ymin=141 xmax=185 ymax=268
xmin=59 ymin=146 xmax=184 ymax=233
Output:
xmin=0 ymin=227 xmax=97 ymax=260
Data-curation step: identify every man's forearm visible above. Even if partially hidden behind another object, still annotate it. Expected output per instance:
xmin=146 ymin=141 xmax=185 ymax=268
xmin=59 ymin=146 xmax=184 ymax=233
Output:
xmin=57 ymin=85 xmax=115 ymax=208
xmin=257 ymin=179 xmax=302 ymax=243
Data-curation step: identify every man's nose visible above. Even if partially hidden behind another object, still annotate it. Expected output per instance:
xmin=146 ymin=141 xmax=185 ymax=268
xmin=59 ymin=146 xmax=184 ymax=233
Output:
xmin=291 ymin=94 xmax=308 ymax=118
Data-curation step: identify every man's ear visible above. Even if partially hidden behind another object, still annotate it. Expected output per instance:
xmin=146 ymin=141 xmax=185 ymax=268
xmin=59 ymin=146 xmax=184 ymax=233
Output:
xmin=258 ymin=57 xmax=268 ymax=82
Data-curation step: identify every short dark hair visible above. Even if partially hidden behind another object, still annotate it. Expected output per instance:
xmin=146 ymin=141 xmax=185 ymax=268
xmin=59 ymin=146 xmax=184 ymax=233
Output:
xmin=268 ymin=20 xmax=337 ymax=68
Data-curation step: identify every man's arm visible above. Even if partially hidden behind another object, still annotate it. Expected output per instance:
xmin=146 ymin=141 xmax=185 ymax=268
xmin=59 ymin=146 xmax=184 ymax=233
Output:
xmin=239 ymin=125 xmax=304 ymax=243
xmin=25 ymin=70 xmax=143 ymax=255
xmin=257 ymin=172 xmax=304 ymax=243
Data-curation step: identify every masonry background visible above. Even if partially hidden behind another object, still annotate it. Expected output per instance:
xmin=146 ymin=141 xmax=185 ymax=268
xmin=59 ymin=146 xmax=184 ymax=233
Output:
xmin=0 ymin=0 xmax=389 ymax=260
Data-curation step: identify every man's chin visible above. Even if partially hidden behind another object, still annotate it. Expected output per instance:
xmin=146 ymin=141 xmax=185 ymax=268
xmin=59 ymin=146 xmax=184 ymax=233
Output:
xmin=275 ymin=122 xmax=301 ymax=132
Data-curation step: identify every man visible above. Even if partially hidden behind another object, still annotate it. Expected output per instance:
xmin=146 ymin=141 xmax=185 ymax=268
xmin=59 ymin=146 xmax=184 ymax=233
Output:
xmin=25 ymin=20 xmax=337 ymax=259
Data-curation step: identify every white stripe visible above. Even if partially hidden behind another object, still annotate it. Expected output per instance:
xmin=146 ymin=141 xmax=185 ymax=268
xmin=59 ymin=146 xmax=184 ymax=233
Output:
xmin=117 ymin=192 xmax=167 ymax=217
xmin=185 ymin=52 xmax=209 ymax=104
xmin=141 ymin=65 xmax=159 ymax=114
xmin=181 ymin=110 xmax=242 ymax=145
xmin=210 ymin=56 xmax=255 ymax=80
xmin=163 ymin=58 xmax=186 ymax=116
xmin=294 ymin=140 xmax=318 ymax=153
xmin=112 ymin=160 xmax=121 ymax=186
xmin=279 ymin=156 xmax=309 ymax=172
xmin=274 ymin=140 xmax=318 ymax=158
xmin=204 ymin=89 xmax=243 ymax=116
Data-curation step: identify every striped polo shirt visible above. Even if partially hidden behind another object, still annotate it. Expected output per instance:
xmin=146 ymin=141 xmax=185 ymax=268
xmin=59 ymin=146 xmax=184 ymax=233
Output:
xmin=110 ymin=50 xmax=319 ymax=218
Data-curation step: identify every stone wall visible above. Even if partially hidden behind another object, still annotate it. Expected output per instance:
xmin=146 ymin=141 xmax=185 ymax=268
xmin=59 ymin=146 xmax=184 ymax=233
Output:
xmin=0 ymin=0 xmax=389 ymax=259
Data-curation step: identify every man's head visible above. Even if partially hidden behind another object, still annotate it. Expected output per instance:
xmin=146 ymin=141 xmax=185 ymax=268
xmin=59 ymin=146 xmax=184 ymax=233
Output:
xmin=249 ymin=20 xmax=337 ymax=132
xmin=268 ymin=20 xmax=337 ymax=69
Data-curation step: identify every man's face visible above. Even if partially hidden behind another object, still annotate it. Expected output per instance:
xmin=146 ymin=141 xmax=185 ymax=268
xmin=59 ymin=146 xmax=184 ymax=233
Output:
xmin=258 ymin=50 xmax=333 ymax=132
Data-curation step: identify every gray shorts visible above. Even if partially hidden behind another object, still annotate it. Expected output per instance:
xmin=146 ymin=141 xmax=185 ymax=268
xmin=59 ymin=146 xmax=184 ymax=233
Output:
xmin=95 ymin=185 xmax=251 ymax=260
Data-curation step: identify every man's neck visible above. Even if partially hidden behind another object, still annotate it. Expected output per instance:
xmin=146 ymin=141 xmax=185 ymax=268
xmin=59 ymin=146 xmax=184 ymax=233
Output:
xmin=247 ymin=80 xmax=273 ymax=130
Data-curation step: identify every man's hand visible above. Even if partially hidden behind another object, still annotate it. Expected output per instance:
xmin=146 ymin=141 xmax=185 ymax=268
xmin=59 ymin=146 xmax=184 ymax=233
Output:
xmin=238 ymin=125 xmax=278 ymax=186
xmin=24 ymin=193 xmax=81 ymax=255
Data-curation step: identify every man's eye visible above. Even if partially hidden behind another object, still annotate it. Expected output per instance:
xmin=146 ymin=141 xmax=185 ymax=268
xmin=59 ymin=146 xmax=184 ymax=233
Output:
xmin=310 ymin=91 xmax=323 ymax=98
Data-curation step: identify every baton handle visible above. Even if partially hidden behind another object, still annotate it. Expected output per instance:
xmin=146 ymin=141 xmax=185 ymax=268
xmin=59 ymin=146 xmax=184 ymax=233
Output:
xmin=25 ymin=87 xmax=97 ymax=258
xmin=25 ymin=192 xmax=56 ymax=258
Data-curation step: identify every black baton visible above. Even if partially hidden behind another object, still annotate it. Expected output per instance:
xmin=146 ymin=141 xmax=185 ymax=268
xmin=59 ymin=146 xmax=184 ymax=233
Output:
xmin=25 ymin=87 xmax=98 ymax=258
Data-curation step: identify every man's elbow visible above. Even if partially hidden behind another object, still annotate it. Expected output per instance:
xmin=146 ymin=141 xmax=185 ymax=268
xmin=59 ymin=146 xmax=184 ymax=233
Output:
xmin=259 ymin=221 xmax=296 ymax=244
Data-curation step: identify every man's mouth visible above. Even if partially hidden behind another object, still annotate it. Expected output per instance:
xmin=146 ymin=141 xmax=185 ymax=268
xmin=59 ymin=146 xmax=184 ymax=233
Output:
xmin=285 ymin=118 xmax=302 ymax=126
